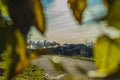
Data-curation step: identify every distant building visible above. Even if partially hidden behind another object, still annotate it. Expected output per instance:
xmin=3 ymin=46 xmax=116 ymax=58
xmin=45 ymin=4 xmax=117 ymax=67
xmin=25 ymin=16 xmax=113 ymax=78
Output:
xmin=27 ymin=40 xmax=93 ymax=57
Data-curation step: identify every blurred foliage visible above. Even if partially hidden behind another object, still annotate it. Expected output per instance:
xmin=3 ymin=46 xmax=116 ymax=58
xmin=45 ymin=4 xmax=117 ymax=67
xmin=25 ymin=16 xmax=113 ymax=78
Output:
xmin=1 ymin=0 xmax=46 ymax=36
xmin=67 ymin=0 xmax=87 ymax=24
xmin=68 ymin=0 xmax=120 ymax=77
xmin=0 ymin=0 xmax=120 ymax=79
xmin=4 ymin=29 xmax=30 ymax=79
xmin=0 ymin=64 xmax=44 ymax=80
xmin=94 ymin=36 xmax=120 ymax=74
xmin=94 ymin=0 xmax=120 ymax=76
xmin=104 ymin=0 xmax=120 ymax=29
xmin=0 ymin=0 xmax=46 ymax=79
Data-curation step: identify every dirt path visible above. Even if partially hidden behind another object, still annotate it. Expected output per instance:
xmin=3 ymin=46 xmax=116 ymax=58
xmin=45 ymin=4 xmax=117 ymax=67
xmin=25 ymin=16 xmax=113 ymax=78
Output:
xmin=31 ymin=55 xmax=120 ymax=80
xmin=31 ymin=55 xmax=95 ymax=80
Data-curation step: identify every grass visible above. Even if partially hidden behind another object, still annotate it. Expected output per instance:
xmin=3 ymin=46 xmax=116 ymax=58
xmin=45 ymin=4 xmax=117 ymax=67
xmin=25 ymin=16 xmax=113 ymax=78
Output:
xmin=16 ymin=64 xmax=44 ymax=80
xmin=0 ymin=62 xmax=44 ymax=80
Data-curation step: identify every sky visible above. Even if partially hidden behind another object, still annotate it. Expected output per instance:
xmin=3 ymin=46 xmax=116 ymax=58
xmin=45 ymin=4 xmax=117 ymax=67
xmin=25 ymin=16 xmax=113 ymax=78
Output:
xmin=28 ymin=0 xmax=107 ymax=44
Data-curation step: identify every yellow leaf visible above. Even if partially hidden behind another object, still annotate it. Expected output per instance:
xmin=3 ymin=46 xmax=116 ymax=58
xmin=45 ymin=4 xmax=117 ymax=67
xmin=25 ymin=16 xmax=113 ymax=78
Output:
xmin=94 ymin=36 xmax=120 ymax=74
xmin=67 ymin=0 xmax=86 ymax=24
xmin=5 ymin=29 xmax=29 ymax=79
xmin=15 ymin=29 xmax=29 ymax=74
xmin=32 ymin=0 xmax=46 ymax=35
xmin=1 ymin=0 xmax=46 ymax=37
xmin=0 ymin=0 xmax=9 ymax=15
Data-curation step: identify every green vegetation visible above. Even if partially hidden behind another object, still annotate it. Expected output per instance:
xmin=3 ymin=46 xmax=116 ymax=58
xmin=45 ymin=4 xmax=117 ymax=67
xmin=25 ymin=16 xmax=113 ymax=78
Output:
xmin=0 ymin=63 xmax=44 ymax=80
xmin=16 ymin=64 xmax=44 ymax=80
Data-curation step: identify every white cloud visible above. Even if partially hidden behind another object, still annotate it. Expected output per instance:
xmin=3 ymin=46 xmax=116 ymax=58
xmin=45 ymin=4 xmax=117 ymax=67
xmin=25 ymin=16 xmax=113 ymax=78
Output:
xmin=29 ymin=0 xmax=106 ymax=43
